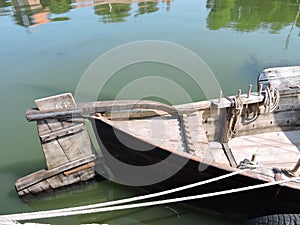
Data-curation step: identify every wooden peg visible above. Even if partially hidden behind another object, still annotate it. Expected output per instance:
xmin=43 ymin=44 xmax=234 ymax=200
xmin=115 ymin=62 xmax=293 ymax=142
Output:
xmin=247 ymin=85 xmax=252 ymax=98
xmin=237 ymin=89 xmax=241 ymax=98
xmin=258 ymin=84 xmax=263 ymax=96
xmin=218 ymin=90 xmax=223 ymax=103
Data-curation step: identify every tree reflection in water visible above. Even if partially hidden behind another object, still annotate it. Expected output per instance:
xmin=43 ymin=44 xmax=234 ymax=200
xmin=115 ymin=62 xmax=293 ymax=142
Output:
xmin=206 ymin=0 xmax=300 ymax=34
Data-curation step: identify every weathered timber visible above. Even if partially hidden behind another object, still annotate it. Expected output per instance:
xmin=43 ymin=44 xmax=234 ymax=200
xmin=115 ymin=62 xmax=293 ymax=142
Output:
xmin=36 ymin=93 xmax=94 ymax=169
xmin=16 ymin=93 xmax=98 ymax=196
xmin=26 ymin=96 xmax=264 ymax=122
xmin=258 ymin=66 xmax=300 ymax=91
xmin=15 ymin=155 xmax=96 ymax=192
xmin=103 ymin=101 xmax=212 ymax=120
xmin=229 ymin=130 xmax=300 ymax=169
xmin=236 ymin=94 xmax=300 ymax=136
xmin=222 ymin=143 xmax=238 ymax=167
xmin=40 ymin=123 xmax=85 ymax=142
xmin=26 ymin=100 xmax=179 ymax=122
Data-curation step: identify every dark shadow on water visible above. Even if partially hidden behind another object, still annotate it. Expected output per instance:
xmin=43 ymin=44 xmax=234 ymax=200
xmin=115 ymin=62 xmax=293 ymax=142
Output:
xmin=244 ymin=56 xmax=300 ymax=82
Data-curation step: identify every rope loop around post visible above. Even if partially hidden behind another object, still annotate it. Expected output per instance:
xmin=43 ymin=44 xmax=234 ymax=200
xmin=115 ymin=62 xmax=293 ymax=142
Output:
xmin=264 ymin=86 xmax=280 ymax=113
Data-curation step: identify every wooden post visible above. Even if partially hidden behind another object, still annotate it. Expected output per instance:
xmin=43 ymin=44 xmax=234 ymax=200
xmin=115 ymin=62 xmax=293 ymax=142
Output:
xmin=238 ymin=89 xmax=242 ymax=98
xmin=247 ymin=85 xmax=252 ymax=98
xmin=258 ymin=84 xmax=263 ymax=96
xmin=218 ymin=90 xmax=223 ymax=103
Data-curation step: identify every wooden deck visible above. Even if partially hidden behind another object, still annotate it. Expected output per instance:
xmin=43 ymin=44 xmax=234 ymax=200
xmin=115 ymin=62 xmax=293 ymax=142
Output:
xmin=229 ymin=130 xmax=300 ymax=169
xmin=97 ymin=112 xmax=300 ymax=171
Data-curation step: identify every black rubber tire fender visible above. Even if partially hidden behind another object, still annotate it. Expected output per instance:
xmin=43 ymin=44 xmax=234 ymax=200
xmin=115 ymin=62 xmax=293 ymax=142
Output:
xmin=242 ymin=214 xmax=300 ymax=225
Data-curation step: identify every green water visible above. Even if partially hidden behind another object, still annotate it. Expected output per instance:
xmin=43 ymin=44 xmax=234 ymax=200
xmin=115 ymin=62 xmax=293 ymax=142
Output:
xmin=0 ymin=0 xmax=300 ymax=224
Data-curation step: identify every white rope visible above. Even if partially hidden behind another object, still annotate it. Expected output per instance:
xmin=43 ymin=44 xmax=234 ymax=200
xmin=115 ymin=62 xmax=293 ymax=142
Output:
xmin=264 ymin=87 xmax=280 ymax=113
xmin=1 ymin=174 xmax=300 ymax=222
xmin=0 ymin=169 xmax=247 ymax=222
xmin=229 ymin=95 xmax=244 ymax=138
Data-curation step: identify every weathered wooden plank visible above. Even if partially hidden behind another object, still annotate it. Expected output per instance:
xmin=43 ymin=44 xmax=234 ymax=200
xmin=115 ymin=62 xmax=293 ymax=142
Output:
xmin=15 ymin=155 xmax=96 ymax=191
xmin=39 ymin=135 xmax=70 ymax=169
xmin=74 ymin=167 xmax=95 ymax=182
xmin=36 ymin=94 xmax=78 ymax=169
xmin=47 ymin=173 xmax=80 ymax=189
xmin=94 ymin=111 xmax=213 ymax=160
xmin=40 ymin=123 xmax=85 ymax=142
xmin=57 ymin=129 xmax=94 ymax=161
xmin=35 ymin=93 xmax=95 ymax=171
xmin=229 ymin=130 xmax=300 ymax=168
xmin=280 ymin=87 xmax=300 ymax=96
xmin=258 ymin=66 xmax=300 ymax=91
xmin=46 ymin=168 xmax=95 ymax=188
xmin=174 ymin=101 xmax=211 ymax=112
xmin=104 ymin=109 xmax=167 ymax=120
xmin=27 ymin=180 xmax=51 ymax=194
xmin=222 ymin=143 xmax=238 ymax=167
xmin=238 ymin=109 xmax=300 ymax=136
xmin=35 ymin=93 xmax=77 ymax=110
xmin=96 ymin=114 xmax=185 ymax=153
xmin=104 ymin=103 xmax=211 ymax=120
xmin=211 ymin=97 xmax=232 ymax=108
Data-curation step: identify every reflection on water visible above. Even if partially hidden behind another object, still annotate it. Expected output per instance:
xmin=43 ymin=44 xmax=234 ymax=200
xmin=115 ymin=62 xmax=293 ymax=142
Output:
xmin=94 ymin=2 xmax=132 ymax=24
xmin=2 ymin=0 xmax=299 ymax=36
xmin=5 ymin=0 xmax=172 ymax=27
xmin=0 ymin=0 xmax=11 ymax=16
xmin=206 ymin=0 xmax=300 ymax=49
xmin=206 ymin=0 xmax=300 ymax=33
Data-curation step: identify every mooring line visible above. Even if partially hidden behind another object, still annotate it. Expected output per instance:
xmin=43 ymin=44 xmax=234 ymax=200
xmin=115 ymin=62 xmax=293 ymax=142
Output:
xmin=2 ymin=174 xmax=299 ymax=222
xmin=0 ymin=169 xmax=247 ymax=222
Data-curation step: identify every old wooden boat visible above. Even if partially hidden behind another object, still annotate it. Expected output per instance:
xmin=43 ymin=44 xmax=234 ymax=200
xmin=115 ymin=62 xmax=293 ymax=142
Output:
xmin=17 ymin=66 xmax=300 ymax=221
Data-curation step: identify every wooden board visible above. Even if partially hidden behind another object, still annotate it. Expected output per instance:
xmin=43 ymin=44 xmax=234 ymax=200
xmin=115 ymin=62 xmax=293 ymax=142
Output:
xmin=15 ymin=155 xmax=96 ymax=191
xmin=35 ymin=93 xmax=95 ymax=167
xmin=229 ymin=130 xmax=300 ymax=168
xmin=93 ymin=111 xmax=230 ymax=167
xmin=258 ymin=66 xmax=300 ymax=90
xmin=30 ymin=93 xmax=96 ymax=193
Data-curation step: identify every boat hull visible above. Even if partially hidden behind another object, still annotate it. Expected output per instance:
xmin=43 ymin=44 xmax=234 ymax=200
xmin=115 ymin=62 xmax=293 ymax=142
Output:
xmin=93 ymin=118 xmax=300 ymax=221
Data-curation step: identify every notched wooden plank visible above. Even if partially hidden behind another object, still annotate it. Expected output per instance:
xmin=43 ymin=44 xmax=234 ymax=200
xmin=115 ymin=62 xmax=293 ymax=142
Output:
xmin=40 ymin=123 xmax=85 ymax=142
